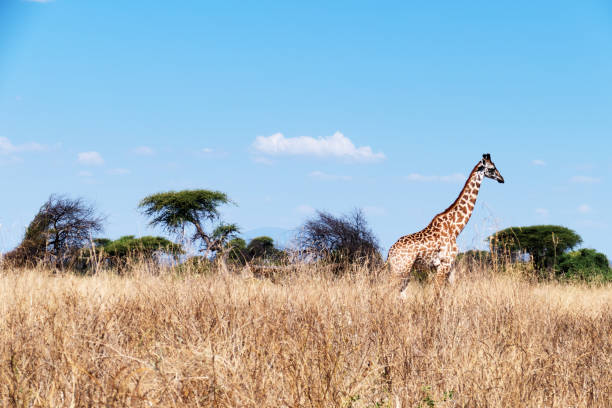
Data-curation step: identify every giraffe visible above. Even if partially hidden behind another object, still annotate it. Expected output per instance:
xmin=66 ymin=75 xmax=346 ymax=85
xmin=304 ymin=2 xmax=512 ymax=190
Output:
xmin=387 ymin=153 xmax=504 ymax=295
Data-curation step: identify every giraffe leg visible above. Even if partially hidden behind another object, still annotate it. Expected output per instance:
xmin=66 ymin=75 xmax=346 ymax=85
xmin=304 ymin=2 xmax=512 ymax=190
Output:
xmin=444 ymin=243 xmax=459 ymax=285
xmin=399 ymin=258 xmax=416 ymax=299
xmin=447 ymin=258 xmax=459 ymax=284
xmin=433 ymin=253 xmax=455 ymax=292
xmin=447 ymin=265 xmax=457 ymax=284
xmin=433 ymin=244 xmax=458 ymax=291
xmin=398 ymin=278 xmax=410 ymax=299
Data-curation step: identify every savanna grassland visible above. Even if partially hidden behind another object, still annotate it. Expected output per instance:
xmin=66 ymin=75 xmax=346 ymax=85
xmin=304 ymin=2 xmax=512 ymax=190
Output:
xmin=0 ymin=264 xmax=610 ymax=407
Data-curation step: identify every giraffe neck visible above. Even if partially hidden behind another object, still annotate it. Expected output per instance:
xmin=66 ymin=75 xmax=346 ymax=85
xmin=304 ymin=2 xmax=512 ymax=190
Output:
xmin=437 ymin=164 xmax=484 ymax=238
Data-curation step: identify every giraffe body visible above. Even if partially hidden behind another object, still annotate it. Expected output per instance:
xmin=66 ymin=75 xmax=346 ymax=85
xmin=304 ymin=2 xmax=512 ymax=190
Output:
xmin=387 ymin=154 xmax=504 ymax=294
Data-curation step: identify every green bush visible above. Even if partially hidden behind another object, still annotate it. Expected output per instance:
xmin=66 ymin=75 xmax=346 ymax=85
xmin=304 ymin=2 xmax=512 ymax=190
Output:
xmin=80 ymin=236 xmax=183 ymax=271
xmin=226 ymin=236 xmax=287 ymax=266
xmin=100 ymin=235 xmax=182 ymax=259
xmin=556 ymin=248 xmax=612 ymax=282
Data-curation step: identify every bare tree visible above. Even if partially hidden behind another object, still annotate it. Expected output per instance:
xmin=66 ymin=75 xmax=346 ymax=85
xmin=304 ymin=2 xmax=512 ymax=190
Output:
xmin=4 ymin=195 xmax=104 ymax=268
xmin=297 ymin=209 xmax=381 ymax=269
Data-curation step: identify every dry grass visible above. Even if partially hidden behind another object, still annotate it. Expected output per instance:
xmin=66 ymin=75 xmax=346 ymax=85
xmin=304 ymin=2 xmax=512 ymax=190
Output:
xmin=0 ymin=263 xmax=610 ymax=407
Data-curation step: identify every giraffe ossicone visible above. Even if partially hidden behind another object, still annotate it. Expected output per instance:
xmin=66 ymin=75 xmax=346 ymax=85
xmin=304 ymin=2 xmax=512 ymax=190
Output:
xmin=387 ymin=153 xmax=504 ymax=295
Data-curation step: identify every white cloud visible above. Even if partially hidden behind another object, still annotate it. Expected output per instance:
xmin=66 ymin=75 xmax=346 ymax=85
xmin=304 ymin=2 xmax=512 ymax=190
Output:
xmin=296 ymin=204 xmax=316 ymax=215
xmin=107 ymin=168 xmax=131 ymax=176
xmin=24 ymin=0 xmax=54 ymax=3
xmin=133 ymin=146 xmax=154 ymax=156
xmin=252 ymin=132 xmax=385 ymax=162
xmin=0 ymin=137 xmax=45 ymax=154
xmin=569 ymin=176 xmax=600 ymax=184
xmin=309 ymin=170 xmax=351 ymax=181
xmin=78 ymin=170 xmax=93 ymax=177
xmin=405 ymin=173 xmax=465 ymax=183
xmin=577 ymin=204 xmax=591 ymax=214
xmin=535 ymin=208 xmax=549 ymax=216
xmin=77 ymin=151 xmax=104 ymax=166
xmin=196 ymin=147 xmax=229 ymax=159
xmin=532 ymin=159 xmax=546 ymax=166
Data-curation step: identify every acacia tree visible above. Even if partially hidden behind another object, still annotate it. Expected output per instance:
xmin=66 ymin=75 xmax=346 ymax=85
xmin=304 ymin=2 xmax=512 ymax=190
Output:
xmin=138 ymin=189 xmax=238 ymax=258
xmin=489 ymin=225 xmax=582 ymax=269
xmin=4 ymin=195 xmax=104 ymax=268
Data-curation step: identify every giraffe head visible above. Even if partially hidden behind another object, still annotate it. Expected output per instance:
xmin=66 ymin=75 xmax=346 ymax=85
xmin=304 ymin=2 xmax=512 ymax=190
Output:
xmin=478 ymin=153 xmax=504 ymax=183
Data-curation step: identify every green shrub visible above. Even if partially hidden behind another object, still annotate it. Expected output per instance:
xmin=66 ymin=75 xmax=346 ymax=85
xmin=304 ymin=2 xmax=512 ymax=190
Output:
xmin=556 ymin=248 xmax=612 ymax=282
xmin=226 ymin=236 xmax=287 ymax=266
xmin=101 ymin=235 xmax=182 ymax=259
xmin=80 ymin=236 xmax=183 ymax=271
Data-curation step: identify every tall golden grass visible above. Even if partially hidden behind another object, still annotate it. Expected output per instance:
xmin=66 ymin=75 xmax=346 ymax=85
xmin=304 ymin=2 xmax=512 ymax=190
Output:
xmin=0 ymin=262 xmax=610 ymax=407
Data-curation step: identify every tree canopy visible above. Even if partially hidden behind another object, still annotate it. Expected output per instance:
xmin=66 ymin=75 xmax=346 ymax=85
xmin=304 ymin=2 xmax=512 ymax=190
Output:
xmin=247 ymin=236 xmax=275 ymax=258
xmin=4 ymin=195 xmax=104 ymax=268
xmin=210 ymin=223 xmax=241 ymax=252
xmin=138 ymin=189 xmax=237 ymax=258
xmin=489 ymin=225 xmax=582 ymax=269
xmin=227 ymin=236 xmax=286 ymax=265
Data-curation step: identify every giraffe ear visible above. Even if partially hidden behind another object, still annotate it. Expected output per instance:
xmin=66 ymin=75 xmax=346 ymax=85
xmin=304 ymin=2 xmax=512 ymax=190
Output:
xmin=477 ymin=159 xmax=485 ymax=171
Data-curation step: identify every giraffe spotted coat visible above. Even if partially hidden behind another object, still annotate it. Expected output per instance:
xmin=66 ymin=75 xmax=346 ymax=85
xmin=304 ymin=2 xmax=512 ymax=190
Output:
xmin=387 ymin=154 xmax=504 ymax=294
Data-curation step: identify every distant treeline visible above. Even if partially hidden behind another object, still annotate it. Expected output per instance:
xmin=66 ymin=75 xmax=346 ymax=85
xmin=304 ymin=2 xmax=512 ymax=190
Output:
xmin=2 ymin=190 xmax=610 ymax=282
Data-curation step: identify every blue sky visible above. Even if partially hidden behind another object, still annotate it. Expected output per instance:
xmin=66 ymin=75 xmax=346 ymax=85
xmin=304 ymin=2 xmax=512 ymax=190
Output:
xmin=1 ymin=1 xmax=611 ymax=257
